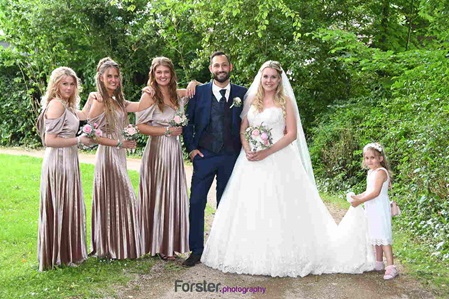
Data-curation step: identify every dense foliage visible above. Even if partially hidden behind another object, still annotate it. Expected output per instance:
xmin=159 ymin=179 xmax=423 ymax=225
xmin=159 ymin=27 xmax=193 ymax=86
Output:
xmin=0 ymin=0 xmax=447 ymax=258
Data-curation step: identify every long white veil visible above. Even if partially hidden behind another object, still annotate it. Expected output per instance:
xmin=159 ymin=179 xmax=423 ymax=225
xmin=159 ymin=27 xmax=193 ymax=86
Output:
xmin=241 ymin=67 xmax=317 ymax=187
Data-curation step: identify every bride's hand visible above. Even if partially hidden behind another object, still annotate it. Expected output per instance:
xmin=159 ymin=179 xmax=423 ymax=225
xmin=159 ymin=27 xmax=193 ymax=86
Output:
xmin=247 ymin=149 xmax=269 ymax=161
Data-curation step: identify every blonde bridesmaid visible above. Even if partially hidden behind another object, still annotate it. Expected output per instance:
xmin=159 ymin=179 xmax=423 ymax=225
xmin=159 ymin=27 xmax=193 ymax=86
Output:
xmin=36 ymin=67 xmax=93 ymax=271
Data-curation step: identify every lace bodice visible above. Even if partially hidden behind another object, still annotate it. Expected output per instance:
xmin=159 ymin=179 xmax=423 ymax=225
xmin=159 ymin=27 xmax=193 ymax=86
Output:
xmin=247 ymin=106 xmax=285 ymax=143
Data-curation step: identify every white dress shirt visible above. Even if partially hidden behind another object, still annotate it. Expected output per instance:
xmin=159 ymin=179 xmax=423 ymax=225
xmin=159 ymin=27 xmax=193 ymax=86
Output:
xmin=212 ymin=83 xmax=230 ymax=102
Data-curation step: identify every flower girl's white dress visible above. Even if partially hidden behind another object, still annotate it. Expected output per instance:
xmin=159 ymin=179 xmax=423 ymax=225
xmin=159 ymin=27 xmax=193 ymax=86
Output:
xmin=365 ymin=168 xmax=392 ymax=245
xmin=201 ymin=106 xmax=375 ymax=277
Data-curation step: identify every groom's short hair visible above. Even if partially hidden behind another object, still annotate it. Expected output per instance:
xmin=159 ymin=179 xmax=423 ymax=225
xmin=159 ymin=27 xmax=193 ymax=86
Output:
xmin=210 ymin=51 xmax=231 ymax=65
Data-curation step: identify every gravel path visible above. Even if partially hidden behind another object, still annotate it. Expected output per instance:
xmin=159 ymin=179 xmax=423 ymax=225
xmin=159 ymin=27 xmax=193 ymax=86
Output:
xmin=0 ymin=147 xmax=436 ymax=299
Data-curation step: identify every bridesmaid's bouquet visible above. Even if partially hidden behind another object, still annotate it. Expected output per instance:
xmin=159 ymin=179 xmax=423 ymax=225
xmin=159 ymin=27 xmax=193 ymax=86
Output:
xmin=245 ymin=123 xmax=273 ymax=152
xmin=123 ymin=124 xmax=140 ymax=140
xmin=169 ymin=110 xmax=188 ymax=127
xmin=79 ymin=123 xmax=103 ymax=140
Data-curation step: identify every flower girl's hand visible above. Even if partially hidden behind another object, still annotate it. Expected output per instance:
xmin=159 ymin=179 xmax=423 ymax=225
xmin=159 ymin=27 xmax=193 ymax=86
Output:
xmin=350 ymin=198 xmax=361 ymax=208
xmin=346 ymin=192 xmax=355 ymax=203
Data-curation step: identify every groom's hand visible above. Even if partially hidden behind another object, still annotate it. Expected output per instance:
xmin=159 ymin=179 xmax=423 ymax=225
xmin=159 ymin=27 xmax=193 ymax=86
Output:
xmin=189 ymin=149 xmax=204 ymax=161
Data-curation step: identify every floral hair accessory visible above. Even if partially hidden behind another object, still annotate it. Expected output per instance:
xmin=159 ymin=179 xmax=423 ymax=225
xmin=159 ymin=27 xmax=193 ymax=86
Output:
xmin=363 ymin=142 xmax=383 ymax=153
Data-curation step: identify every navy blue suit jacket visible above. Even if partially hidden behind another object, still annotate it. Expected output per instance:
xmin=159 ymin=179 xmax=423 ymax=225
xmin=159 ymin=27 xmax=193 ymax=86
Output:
xmin=183 ymin=81 xmax=247 ymax=154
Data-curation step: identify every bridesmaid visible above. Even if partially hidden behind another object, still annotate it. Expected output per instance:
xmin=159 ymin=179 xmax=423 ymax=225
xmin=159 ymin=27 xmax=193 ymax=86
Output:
xmin=88 ymin=57 xmax=142 ymax=260
xmin=36 ymin=67 xmax=93 ymax=271
xmin=137 ymin=57 xmax=192 ymax=260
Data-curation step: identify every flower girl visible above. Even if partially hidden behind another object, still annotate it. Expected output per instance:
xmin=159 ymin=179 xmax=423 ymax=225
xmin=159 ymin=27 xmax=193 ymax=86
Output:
xmin=350 ymin=143 xmax=398 ymax=280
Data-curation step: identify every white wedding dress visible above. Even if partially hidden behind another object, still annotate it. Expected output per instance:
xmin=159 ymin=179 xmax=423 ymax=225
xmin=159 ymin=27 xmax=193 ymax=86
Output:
xmin=201 ymin=106 xmax=375 ymax=277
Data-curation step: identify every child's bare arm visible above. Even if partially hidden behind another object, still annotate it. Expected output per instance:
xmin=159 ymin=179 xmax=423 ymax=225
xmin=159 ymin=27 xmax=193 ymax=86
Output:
xmin=351 ymin=171 xmax=387 ymax=207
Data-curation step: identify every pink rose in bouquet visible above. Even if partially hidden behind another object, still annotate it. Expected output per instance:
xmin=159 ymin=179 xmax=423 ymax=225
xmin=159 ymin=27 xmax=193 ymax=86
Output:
xmin=123 ymin=124 xmax=140 ymax=140
xmin=80 ymin=123 xmax=102 ymax=140
xmin=169 ymin=110 xmax=188 ymax=127
xmin=252 ymin=129 xmax=260 ymax=137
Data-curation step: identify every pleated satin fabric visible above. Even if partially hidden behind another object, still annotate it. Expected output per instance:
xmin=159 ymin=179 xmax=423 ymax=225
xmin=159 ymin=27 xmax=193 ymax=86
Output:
xmin=137 ymin=103 xmax=189 ymax=256
xmin=89 ymin=110 xmax=142 ymax=259
xmin=37 ymin=105 xmax=87 ymax=271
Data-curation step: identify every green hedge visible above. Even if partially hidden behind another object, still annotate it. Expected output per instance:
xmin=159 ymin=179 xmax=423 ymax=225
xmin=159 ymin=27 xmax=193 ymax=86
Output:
xmin=310 ymin=49 xmax=449 ymax=259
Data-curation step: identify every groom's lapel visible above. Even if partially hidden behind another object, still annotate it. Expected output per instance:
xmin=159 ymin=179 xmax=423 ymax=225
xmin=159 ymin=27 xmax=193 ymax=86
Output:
xmin=229 ymin=84 xmax=238 ymax=129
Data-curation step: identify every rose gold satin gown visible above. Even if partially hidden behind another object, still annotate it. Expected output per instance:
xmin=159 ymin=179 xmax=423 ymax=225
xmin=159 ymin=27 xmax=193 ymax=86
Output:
xmin=37 ymin=105 xmax=87 ymax=271
xmin=89 ymin=109 xmax=141 ymax=259
xmin=137 ymin=102 xmax=189 ymax=256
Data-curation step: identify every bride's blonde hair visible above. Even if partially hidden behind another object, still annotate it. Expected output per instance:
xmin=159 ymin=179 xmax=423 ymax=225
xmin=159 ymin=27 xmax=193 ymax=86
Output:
xmin=252 ymin=60 xmax=286 ymax=118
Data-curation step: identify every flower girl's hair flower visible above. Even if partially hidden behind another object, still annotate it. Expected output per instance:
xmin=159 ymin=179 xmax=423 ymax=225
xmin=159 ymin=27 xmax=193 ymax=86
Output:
xmin=363 ymin=142 xmax=383 ymax=153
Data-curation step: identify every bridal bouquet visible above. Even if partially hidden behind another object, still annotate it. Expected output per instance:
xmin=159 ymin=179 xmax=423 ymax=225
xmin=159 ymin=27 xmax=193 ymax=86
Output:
xmin=123 ymin=124 xmax=140 ymax=140
xmin=245 ymin=123 xmax=273 ymax=152
xmin=79 ymin=123 xmax=103 ymax=140
xmin=169 ymin=110 xmax=188 ymax=127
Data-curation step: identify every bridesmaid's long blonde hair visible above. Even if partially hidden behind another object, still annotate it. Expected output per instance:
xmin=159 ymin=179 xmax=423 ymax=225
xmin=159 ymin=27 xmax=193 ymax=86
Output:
xmin=95 ymin=57 xmax=127 ymax=130
xmin=41 ymin=67 xmax=81 ymax=111
xmin=252 ymin=60 xmax=286 ymax=118
xmin=147 ymin=56 xmax=179 ymax=112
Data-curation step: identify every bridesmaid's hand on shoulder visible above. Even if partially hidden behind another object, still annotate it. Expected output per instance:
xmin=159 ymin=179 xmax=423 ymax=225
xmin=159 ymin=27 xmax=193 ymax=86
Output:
xmin=142 ymin=86 xmax=155 ymax=97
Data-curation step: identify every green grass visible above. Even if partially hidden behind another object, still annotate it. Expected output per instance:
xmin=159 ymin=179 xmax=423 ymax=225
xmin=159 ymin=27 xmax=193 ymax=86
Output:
xmin=2 ymin=154 xmax=448 ymax=298
xmin=394 ymin=230 xmax=449 ymax=298
xmin=0 ymin=154 xmax=158 ymax=299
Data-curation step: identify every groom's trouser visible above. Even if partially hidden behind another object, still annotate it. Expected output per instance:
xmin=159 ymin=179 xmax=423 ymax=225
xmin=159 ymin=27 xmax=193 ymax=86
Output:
xmin=189 ymin=149 xmax=239 ymax=255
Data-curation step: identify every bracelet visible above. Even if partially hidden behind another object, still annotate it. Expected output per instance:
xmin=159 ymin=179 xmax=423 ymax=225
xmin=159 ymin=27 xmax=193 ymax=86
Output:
xmin=164 ymin=126 xmax=171 ymax=137
xmin=77 ymin=136 xmax=82 ymax=148
xmin=116 ymin=140 xmax=123 ymax=149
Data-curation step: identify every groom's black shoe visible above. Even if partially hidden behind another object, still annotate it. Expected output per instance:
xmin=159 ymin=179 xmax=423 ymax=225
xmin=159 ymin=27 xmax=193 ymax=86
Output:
xmin=182 ymin=253 xmax=201 ymax=267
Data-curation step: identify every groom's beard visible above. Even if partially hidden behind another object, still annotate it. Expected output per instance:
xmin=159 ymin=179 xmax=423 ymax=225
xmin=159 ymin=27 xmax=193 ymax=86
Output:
xmin=213 ymin=71 xmax=230 ymax=83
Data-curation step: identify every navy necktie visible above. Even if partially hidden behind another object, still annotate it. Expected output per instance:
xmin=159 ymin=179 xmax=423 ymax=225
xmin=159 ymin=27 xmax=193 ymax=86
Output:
xmin=219 ymin=89 xmax=226 ymax=103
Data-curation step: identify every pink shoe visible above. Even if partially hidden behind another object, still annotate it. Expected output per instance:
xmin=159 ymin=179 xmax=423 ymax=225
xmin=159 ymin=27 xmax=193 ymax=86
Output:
xmin=383 ymin=265 xmax=398 ymax=280
xmin=375 ymin=261 xmax=384 ymax=271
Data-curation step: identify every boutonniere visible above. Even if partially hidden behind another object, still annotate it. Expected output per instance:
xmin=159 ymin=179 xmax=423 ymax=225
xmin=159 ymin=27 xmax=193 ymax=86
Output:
xmin=230 ymin=97 xmax=242 ymax=108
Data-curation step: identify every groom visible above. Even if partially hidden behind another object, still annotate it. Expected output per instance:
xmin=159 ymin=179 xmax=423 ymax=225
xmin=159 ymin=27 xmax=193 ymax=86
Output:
xmin=182 ymin=51 xmax=247 ymax=267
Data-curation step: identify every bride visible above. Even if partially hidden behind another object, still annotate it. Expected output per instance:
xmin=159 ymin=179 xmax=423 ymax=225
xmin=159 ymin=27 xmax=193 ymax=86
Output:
xmin=200 ymin=61 xmax=375 ymax=277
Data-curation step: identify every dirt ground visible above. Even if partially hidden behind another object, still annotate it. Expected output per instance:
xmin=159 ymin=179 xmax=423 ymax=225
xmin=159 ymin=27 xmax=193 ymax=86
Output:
xmin=1 ymin=148 xmax=436 ymax=299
